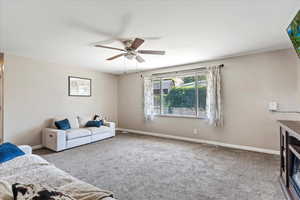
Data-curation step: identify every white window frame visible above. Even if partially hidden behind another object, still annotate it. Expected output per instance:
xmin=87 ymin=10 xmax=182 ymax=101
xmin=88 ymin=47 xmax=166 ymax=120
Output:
xmin=152 ymin=71 xmax=208 ymax=119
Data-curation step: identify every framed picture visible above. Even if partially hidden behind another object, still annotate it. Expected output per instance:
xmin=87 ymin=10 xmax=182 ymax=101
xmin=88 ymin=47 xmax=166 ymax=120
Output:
xmin=287 ymin=10 xmax=300 ymax=58
xmin=68 ymin=76 xmax=91 ymax=97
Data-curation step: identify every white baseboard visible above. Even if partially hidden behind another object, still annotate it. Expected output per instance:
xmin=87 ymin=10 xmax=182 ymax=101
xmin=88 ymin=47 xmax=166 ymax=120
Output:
xmin=117 ymin=128 xmax=279 ymax=155
xmin=32 ymin=144 xmax=43 ymax=150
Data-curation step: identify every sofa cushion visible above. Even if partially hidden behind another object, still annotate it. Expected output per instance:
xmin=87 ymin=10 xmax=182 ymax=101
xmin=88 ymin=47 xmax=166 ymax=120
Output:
xmin=66 ymin=128 xmax=92 ymax=140
xmin=55 ymin=119 xmax=71 ymax=130
xmin=85 ymin=120 xmax=103 ymax=128
xmin=52 ymin=116 xmax=79 ymax=129
xmin=88 ymin=126 xmax=111 ymax=135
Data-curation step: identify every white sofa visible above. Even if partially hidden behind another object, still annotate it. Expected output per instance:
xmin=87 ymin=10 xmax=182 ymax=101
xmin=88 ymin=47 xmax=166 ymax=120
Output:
xmin=42 ymin=116 xmax=115 ymax=152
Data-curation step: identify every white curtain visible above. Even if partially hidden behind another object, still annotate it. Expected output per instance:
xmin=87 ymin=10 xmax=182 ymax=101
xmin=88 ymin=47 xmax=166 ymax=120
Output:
xmin=206 ymin=66 xmax=223 ymax=126
xmin=144 ymin=77 xmax=154 ymax=120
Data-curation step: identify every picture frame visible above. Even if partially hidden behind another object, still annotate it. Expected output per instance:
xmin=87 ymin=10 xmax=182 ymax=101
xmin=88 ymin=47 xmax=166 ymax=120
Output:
xmin=287 ymin=10 xmax=300 ymax=58
xmin=68 ymin=76 xmax=91 ymax=97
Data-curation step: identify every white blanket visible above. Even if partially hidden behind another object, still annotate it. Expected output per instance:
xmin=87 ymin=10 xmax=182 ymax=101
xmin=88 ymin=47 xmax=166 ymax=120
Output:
xmin=0 ymin=155 xmax=115 ymax=200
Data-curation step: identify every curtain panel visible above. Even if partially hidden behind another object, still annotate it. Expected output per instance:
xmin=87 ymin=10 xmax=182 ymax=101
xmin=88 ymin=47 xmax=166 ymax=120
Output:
xmin=144 ymin=77 xmax=155 ymax=120
xmin=206 ymin=65 xmax=223 ymax=127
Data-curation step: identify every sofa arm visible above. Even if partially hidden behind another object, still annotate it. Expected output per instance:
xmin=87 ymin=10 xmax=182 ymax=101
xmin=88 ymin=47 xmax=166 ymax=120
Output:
xmin=42 ymin=128 xmax=67 ymax=152
xmin=104 ymin=122 xmax=115 ymax=129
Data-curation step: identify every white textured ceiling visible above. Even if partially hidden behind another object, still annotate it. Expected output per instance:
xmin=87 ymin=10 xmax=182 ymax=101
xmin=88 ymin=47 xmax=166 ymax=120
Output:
xmin=0 ymin=0 xmax=299 ymax=74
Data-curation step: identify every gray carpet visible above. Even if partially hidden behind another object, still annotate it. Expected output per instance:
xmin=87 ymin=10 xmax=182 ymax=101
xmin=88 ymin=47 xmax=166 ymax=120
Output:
xmin=35 ymin=133 xmax=284 ymax=200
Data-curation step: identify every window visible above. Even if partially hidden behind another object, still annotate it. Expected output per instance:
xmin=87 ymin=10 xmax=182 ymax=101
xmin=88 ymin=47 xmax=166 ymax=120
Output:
xmin=152 ymin=72 xmax=208 ymax=118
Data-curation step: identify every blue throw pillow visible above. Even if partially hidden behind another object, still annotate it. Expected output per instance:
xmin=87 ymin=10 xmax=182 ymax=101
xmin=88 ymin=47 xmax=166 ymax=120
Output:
xmin=55 ymin=119 xmax=71 ymax=130
xmin=0 ymin=143 xmax=25 ymax=163
xmin=85 ymin=120 xmax=102 ymax=127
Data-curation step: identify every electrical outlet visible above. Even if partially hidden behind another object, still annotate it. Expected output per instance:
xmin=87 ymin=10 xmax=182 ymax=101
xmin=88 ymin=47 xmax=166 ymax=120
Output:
xmin=193 ymin=128 xmax=197 ymax=134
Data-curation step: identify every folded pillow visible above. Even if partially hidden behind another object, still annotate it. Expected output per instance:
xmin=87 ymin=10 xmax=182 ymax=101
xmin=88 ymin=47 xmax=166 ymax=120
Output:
xmin=0 ymin=143 xmax=25 ymax=163
xmin=55 ymin=119 xmax=71 ymax=130
xmin=85 ymin=120 xmax=103 ymax=127
xmin=12 ymin=183 xmax=75 ymax=200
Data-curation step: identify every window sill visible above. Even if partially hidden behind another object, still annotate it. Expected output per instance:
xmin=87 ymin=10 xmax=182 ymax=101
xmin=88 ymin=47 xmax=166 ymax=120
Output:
xmin=155 ymin=114 xmax=207 ymax=120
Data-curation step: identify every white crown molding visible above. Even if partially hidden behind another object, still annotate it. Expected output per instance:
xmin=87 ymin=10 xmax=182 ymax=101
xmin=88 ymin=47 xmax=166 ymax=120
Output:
xmin=117 ymin=128 xmax=279 ymax=155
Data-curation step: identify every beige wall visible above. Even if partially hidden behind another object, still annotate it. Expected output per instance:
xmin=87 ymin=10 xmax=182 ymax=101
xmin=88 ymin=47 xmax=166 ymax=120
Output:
xmin=297 ymin=57 xmax=300 ymax=100
xmin=4 ymin=54 xmax=118 ymax=146
xmin=3 ymin=49 xmax=300 ymax=150
xmin=118 ymin=49 xmax=300 ymax=151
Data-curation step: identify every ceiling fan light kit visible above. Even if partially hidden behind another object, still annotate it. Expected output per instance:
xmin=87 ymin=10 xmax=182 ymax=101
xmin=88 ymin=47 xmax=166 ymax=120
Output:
xmin=94 ymin=37 xmax=165 ymax=63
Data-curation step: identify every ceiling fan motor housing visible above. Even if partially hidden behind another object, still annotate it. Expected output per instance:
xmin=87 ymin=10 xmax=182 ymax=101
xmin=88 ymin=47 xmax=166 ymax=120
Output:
xmin=123 ymin=40 xmax=134 ymax=48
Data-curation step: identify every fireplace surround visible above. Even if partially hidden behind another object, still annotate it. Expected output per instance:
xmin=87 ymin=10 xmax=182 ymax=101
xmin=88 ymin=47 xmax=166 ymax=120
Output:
xmin=279 ymin=120 xmax=300 ymax=200
xmin=291 ymin=156 xmax=300 ymax=197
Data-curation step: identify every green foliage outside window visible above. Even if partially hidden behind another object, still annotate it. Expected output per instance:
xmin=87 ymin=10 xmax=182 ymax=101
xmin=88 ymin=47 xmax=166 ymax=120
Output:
xmin=164 ymin=86 xmax=207 ymax=112
xmin=183 ymin=77 xmax=195 ymax=84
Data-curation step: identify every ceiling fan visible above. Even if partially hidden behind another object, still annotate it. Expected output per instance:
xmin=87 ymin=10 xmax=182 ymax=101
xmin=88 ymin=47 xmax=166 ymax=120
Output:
xmin=94 ymin=38 xmax=165 ymax=63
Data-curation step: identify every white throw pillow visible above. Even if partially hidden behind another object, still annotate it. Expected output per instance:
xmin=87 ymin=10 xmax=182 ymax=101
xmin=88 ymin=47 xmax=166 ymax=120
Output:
xmin=94 ymin=114 xmax=107 ymax=123
xmin=77 ymin=115 xmax=92 ymax=128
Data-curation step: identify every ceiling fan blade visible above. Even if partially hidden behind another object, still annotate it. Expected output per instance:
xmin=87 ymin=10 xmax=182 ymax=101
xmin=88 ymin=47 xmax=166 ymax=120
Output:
xmin=91 ymin=38 xmax=125 ymax=45
xmin=122 ymin=36 xmax=161 ymax=42
xmin=138 ymin=50 xmax=166 ymax=55
xmin=94 ymin=45 xmax=126 ymax=52
xmin=141 ymin=36 xmax=162 ymax=40
xmin=106 ymin=53 xmax=126 ymax=60
xmin=130 ymin=38 xmax=144 ymax=49
xmin=136 ymin=55 xmax=145 ymax=63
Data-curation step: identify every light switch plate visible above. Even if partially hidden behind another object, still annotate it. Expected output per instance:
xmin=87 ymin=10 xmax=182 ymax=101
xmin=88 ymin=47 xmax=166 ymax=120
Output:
xmin=269 ymin=102 xmax=278 ymax=111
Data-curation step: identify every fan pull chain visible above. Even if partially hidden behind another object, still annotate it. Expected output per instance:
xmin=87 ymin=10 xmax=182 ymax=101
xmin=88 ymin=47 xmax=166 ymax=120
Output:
xmin=135 ymin=59 xmax=138 ymax=73
xmin=136 ymin=58 xmax=143 ymax=78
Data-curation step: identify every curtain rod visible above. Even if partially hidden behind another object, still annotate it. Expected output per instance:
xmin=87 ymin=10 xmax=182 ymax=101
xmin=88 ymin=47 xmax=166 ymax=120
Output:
xmin=151 ymin=64 xmax=224 ymax=77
